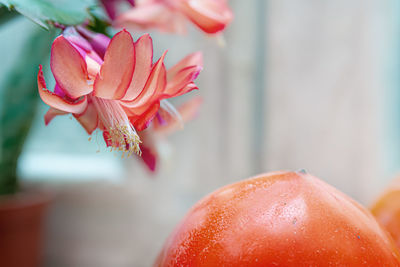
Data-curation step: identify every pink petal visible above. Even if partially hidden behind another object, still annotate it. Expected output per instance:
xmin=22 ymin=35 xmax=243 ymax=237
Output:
xmin=44 ymin=108 xmax=67 ymax=125
xmin=122 ymin=34 xmax=153 ymax=101
xmin=121 ymin=51 xmax=167 ymax=109
xmin=38 ymin=66 xmax=88 ymax=114
xmin=115 ymin=3 xmax=167 ymax=30
xmin=54 ymin=83 xmax=66 ymax=98
xmin=63 ymin=27 xmax=93 ymax=53
xmin=164 ymin=65 xmax=202 ymax=97
xmin=77 ymin=26 xmax=111 ymax=59
xmin=171 ymin=81 xmax=198 ymax=98
xmin=140 ymin=143 xmax=157 ymax=172
xmin=86 ymin=56 xmax=102 ymax=78
xmin=123 ymin=100 xmax=154 ymax=117
xmin=179 ymin=0 xmax=233 ymax=34
xmin=101 ymin=0 xmax=118 ymax=20
xmin=103 ymin=131 xmax=112 ymax=147
xmin=137 ymin=131 xmax=158 ymax=172
xmin=93 ymin=30 xmax=135 ymax=100
xmin=116 ymin=3 xmax=188 ymax=34
xmin=129 ymin=101 xmax=160 ymax=131
xmin=50 ymin=36 xmax=92 ymax=99
xmin=167 ymin=52 xmax=203 ymax=81
xmin=73 ymin=101 xmax=98 ymax=134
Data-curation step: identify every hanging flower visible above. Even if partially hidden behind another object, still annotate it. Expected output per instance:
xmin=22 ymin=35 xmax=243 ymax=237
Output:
xmin=114 ymin=0 xmax=233 ymax=35
xmin=38 ymin=28 xmax=202 ymax=157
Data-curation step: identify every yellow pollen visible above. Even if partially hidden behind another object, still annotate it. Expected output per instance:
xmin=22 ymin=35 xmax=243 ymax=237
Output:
xmin=92 ymin=97 xmax=142 ymax=157
xmin=106 ymin=125 xmax=142 ymax=157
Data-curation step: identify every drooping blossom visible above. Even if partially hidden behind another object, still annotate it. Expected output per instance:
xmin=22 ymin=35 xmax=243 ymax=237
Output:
xmin=114 ymin=0 xmax=233 ymax=35
xmin=38 ymin=28 xmax=202 ymax=157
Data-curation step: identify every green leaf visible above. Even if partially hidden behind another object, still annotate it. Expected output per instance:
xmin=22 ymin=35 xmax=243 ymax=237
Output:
xmin=0 ymin=5 xmax=19 ymax=26
xmin=87 ymin=8 xmax=111 ymax=36
xmin=0 ymin=25 xmax=56 ymax=195
xmin=0 ymin=0 xmax=97 ymax=29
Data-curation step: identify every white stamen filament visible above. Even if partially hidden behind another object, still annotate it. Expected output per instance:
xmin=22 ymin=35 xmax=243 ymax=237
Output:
xmin=92 ymin=97 xmax=141 ymax=156
xmin=160 ymin=99 xmax=184 ymax=130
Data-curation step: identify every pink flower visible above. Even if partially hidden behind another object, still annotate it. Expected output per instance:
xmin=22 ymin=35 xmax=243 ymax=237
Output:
xmin=115 ymin=0 xmax=233 ymax=35
xmin=38 ymin=28 xmax=202 ymax=157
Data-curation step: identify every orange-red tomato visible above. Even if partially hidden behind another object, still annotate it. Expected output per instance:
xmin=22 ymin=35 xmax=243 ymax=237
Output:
xmin=155 ymin=171 xmax=400 ymax=266
xmin=371 ymin=178 xmax=400 ymax=248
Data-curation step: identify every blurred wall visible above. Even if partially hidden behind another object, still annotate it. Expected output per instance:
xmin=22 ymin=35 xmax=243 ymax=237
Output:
xmin=2 ymin=0 xmax=399 ymax=266
xmin=264 ymin=0 xmax=393 ymax=203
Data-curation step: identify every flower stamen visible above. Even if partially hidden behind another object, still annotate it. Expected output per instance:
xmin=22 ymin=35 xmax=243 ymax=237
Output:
xmin=92 ymin=97 xmax=141 ymax=156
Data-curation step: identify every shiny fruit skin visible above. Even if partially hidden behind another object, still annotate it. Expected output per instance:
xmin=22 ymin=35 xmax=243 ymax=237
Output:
xmin=371 ymin=178 xmax=400 ymax=248
xmin=155 ymin=171 xmax=400 ymax=267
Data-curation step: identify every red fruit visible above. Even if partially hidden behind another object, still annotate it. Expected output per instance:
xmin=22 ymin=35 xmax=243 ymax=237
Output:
xmin=155 ymin=171 xmax=400 ymax=266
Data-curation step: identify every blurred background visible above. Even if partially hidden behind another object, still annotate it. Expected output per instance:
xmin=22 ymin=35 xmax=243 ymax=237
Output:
xmin=2 ymin=0 xmax=400 ymax=266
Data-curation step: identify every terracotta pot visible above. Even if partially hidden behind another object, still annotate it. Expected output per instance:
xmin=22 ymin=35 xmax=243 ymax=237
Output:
xmin=0 ymin=192 xmax=50 ymax=267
